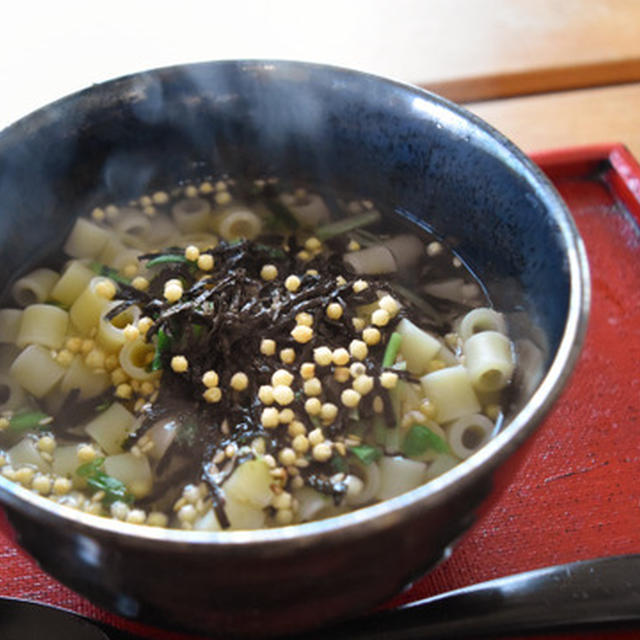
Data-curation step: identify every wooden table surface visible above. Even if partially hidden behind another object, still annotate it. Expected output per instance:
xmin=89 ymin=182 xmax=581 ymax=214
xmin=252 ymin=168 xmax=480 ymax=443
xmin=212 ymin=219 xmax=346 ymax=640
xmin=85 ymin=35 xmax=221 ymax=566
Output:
xmin=2 ymin=0 xmax=640 ymax=157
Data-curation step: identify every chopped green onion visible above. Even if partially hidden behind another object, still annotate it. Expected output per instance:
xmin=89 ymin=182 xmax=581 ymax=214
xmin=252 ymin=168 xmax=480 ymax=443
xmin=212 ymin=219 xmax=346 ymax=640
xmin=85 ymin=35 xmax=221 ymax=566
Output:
xmin=9 ymin=410 xmax=51 ymax=432
xmin=349 ymin=444 xmax=383 ymax=465
xmin=76 ymin=457 xmax=134 ymax=506
xmin=96 ymin=400 xmax=113 ymax=413
xmin=382 ymin=332 xmax=402 ymax=368
xmin=330 ymin=455 xmax=349 ymax=474
xmin=44 ymin=300 xmax=69 ymax=310
xmin=316 ymin=210 xmax=381 ymax=241
xmin=264 ymin=199 xmax=299 ymax=230
xmin=88 ymin=261 xmax=131 ymax=285
xmin=150 ymin=328 xmax=171 ymax=371
xmin=145 ymin=254 xmax=188 ymax=268
xmin=401 ymin=424 xmax=449 ymax=457
xmin=254 ymin=243 xmax=287 ymax=259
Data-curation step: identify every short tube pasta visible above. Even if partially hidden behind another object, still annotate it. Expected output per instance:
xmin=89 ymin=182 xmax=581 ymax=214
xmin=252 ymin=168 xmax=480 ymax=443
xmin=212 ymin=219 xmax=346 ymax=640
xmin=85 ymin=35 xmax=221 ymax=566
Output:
xmin=446 ymin=413 xmax=494 ymax=459
xmin=216 ymin=208 xmax=262 ymax=241
xmin=346 ymin=461 xmax=381 ymax=506
xmin=0 ymin=309 xmax=23 ymax=344
xmin=343 ymin=245 xmax=397 ymax=275
xmin=85 ymin=402 xmax=136 ymax=454
xmin=146 ymin=215 xmax=178 ymax=247
xmin=12 ymin=268 xmax=59 ymax=307
xmin=384 ymin=234 xmax=424 ymax=270
xmin=280 ymin=193 xmax=331 ymax=227
xmin=10 ymin=344 xmax=65 ymax=398
xmin=16 ymin=304 xmax=69 ymax=350
xmin=99 ymin=235 xmax=127 ymax=266
xmin=50 ymin=261 xmax=95 ymax=307
xmin=420 ymin=365 xmax=481 ymax=423
xmin=463 ymin=330 xmax=515 ymax=392
xmin=115 ymin=210 xmax=152 ymax=248
xmin=64 ymin=218 xmax=110 ymax=259
xmin=109 ymin=248 xmax=142 ymax=275
xmin=172 ymin=198 xmax=211 ymax=233
xmin=396 ymin=318 xmax=442 ymax=375
xmin=171 ymin=232 xmax=218 ymax=251
xmin=458 ymin=307 xmax=507 ymax=341
xmin=59 ymin=356 xmax=111 ymax=400
xmin=8 ymin=438 xmax=50 ymax=473
xmin=0 ymin=372 xmax=27 ymax=411
xmin=104 ymin=452 xmax=152 ymax=498
xmin=119 ymin=336 xmax=156 ymax=380
xmin=69 ymin=277 xmax=113 ymax=335
xmin=98 ymin=303 xmax=141 ymax=353
xmin=376 ymin=455 xmax=426 ymax=501
xmin=425 ymin=453 xmax=459 ymax=480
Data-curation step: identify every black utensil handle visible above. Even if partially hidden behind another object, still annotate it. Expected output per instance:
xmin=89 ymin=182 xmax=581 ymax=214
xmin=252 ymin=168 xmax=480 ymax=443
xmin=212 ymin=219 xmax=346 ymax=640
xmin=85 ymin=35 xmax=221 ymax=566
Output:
xmin=309 ymin=554 xmax=640 ymax=639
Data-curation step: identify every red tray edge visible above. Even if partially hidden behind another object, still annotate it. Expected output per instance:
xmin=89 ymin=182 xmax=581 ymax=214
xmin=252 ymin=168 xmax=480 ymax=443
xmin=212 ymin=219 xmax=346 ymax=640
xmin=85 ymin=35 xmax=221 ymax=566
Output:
xmin=531 ymin=143 xmax=640 ymax=227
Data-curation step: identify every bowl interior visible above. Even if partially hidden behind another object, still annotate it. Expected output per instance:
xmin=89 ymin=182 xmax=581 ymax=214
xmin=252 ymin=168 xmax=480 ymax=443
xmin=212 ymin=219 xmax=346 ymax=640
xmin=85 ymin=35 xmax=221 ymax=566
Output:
xmin=0 ymin=61 xmax=573 ymax=422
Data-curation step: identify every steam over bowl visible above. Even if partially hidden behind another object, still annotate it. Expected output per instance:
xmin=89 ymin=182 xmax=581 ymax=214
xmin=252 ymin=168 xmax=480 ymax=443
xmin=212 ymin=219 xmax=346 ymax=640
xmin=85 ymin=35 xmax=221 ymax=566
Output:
xmin=0 ymin=61 xmax=589 ymax=636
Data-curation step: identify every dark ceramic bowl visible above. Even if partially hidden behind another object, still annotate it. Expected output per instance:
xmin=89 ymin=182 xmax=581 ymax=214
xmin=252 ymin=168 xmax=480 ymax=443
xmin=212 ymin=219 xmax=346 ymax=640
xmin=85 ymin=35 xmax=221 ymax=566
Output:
xmin=0 ymin=61 xmax=589 ymax=637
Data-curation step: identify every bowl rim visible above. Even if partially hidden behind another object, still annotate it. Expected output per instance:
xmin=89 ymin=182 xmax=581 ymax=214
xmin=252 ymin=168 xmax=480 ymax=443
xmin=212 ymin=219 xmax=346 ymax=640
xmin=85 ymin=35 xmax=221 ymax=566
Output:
xmin=0 ymin=58 xmax=590 ymax=549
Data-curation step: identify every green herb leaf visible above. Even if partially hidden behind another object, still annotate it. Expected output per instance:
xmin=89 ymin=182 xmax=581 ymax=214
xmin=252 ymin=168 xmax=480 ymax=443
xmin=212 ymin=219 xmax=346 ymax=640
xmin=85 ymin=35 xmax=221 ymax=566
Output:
xmin=382 ymin=331 xmax=403 ymax=368
xmin=330 ymin=455 xmax=348 ymax=474
xmin=96 ymin=400 xmax=113 ymax=413
xmin=401 ymin=424 xmax=449 ymax=457
xmin=77 ymin=457 xmax=106 ymax=478
xmin=77 ymin=457 xmax=134 ymax=506
xmin=145 ymin=254 xmax=189 ymax=268
xmin=88 ymin=261 xmax=131 ymax=285
xmin=9 ymin=410 xmax=51 ymax=432
xmin=264 ymin=199 xmax=299 ymax=230
xmin=254 ymin=243 xmax=287 ymax=259
xmin=349 ymin=444 xmax=383 ymax=465
xmin=150 ymin=328 xmax=171 ymax=371
xmin=316 ymin=210 xmax=381 ymax=241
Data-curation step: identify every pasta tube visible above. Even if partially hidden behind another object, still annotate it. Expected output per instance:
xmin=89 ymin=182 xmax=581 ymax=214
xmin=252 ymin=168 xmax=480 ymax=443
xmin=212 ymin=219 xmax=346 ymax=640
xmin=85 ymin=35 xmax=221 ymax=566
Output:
xmin=171 ymin=197 xmax=211 ymax=233
xmin=0 ymin=372 xmax=27 ymax=411
xmin=59 ymin=356 xmax=111 ymax=400
xmin=376 ymin=455 xmax=426 ymax=501
xmin=395 ymin=318 xmax=442 ymax=375
xmin=8 ymin=438 xmax=50 ymax=473
xmin=119 ymin=336 xmax=156 ymax=381
xmin=16 ymin=304 xmax=69 ymax=350
xmin=50 ymin=261 xmax=95 ymax=307
xmin=10 ymin=344 xmax=65 ymax=398
xmin=64 ymin=218 xmax=110 ymax=259
xmin=98 ymin=302 xmax=140 ymax=353
xmin=12 ymin=268 xmax=59 ymax=307
xmin=85 ymin=402 xmax=136 ymax=455
xmin=69 ymin=277 xmax=112 ymax=335
xmin=446 ymin=413 xmax=494 ymax=459
xmin=224 ymin=459 xmax=274 ymax=508
xmin=0 ymin=309 xmax=23 ymax=344
xmin=216 ymin=208 xmax=262 ymax=241
xmin=104 ymin=452 xmax=152 ymax=498
xmin=115 ymin=210 xmax=153 ymax=249
xmin=280 ymin=193 xmax=331 ymax=227
xmin=458 ymin=307 xmax=507 ymax=341
xmin=463 ymin=330 xmax=515 ymax=392
xmin=420 ymin=365 xmax=481 ymax=423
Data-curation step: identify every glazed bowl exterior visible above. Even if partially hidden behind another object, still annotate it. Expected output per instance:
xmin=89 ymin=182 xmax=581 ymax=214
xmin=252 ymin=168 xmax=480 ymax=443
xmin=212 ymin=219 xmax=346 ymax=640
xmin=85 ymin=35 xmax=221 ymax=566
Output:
xmin=0 ymin=61 xmax=589 ymax=636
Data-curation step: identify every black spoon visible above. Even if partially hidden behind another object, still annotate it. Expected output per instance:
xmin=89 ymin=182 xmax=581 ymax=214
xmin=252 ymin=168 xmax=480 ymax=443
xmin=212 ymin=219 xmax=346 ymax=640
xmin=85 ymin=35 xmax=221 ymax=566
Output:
xmin=2 ymin=555 xmax=639 ymax=639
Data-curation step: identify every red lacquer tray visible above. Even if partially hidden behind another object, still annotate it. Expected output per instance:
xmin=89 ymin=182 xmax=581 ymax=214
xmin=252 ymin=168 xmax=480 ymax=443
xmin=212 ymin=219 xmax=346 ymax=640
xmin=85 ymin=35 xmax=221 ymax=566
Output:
xmin=1 ymin=144 xmax=639 ymax=640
